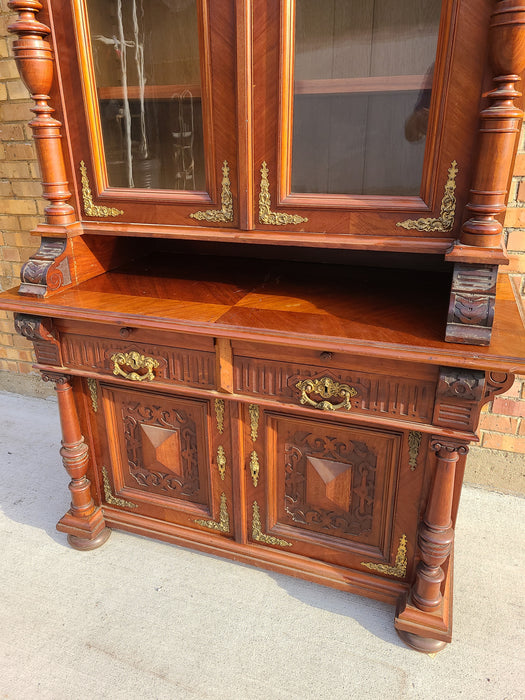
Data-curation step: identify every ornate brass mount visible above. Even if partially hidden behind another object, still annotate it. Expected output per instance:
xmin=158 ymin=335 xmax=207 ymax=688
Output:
xmin=259 ymin=161 xmax=308 ymax=225
xmin=362 ymin=535 xmax=407 ymax=578
xmin=408 ymin=431 xmax=422 ymax=471
xmin=217 ymin=446 xmax=227 ymax=481
xmin=250 ymin=451 xmax=260 ymax=487
xmin=215 ymin=398 xmax=225 ymax=434
xmin=80 ymin=161 xmax=124 ymax=218
xmin=102 ymin=466 xmax=137 ymax=508
xmin=195 ymin=493 xmax=230 ymax=532
xmin=397 ymin=160 xmax=458 ymax=232
xmin=248 ymin=404 xmax=259 ymax=442
xmin=252 ymin=502 xmax=292 ymax=547
xmin=87 ymin=378 xmax=98 ymax=413
xmin=111 ymin=351 xmax=159 ymax=382
xmin=296 ymin=377 xmax=358 ymax=411
xmin=190 ymin=161 xmax=233 ymax=222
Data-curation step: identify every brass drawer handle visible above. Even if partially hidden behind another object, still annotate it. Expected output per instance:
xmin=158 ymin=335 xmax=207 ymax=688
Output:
xmin=111 ymin=351 xmax=159 ymax=382
xmin=296 ymin=377 xmax=357 ymax=411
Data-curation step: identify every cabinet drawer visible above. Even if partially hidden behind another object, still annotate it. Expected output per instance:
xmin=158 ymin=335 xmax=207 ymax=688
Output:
xmin=59 ymin=322 xmax=216 ymax=390
xmin=232 ymin=341 xmax=437 ymax=425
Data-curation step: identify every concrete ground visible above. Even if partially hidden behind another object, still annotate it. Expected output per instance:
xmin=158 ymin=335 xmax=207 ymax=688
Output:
xmin=0 ymin=390 xmax=524 ymax=700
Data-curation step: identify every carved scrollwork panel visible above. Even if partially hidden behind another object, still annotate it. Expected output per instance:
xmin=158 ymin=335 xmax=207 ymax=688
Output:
xmin=283 ymin=430 xmax=377 ymax=537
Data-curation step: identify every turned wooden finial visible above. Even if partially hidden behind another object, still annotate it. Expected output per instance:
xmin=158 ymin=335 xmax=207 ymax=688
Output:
xmin=8 ymin=0 xmax=75 ymax=225
xmin=459 ymin=1 xmax=525 ymax=248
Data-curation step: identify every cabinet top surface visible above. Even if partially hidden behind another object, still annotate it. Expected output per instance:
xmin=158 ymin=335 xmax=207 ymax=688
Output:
xmin=1 ymin=254 xmax=524 ymax=372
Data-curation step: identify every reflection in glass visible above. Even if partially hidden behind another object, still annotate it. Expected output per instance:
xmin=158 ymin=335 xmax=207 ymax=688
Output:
xmin=292 ymin=0 xmax=441 ymax=196
xmin=86 ymin=0 xmax=205 ymax=190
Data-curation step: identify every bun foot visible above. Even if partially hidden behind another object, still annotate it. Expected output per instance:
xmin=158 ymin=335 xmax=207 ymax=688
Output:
xmin=67 ymin=527 xmax=111 ymax=551
xmin=396 ymin=629 xmax=448 ymax=654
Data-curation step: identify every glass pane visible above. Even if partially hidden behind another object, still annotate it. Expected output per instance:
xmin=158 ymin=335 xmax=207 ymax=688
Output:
xmin=291 ymin=0 xmax=441 ymax=196
xmin=86 ymin=0 xmax=205 ymax=190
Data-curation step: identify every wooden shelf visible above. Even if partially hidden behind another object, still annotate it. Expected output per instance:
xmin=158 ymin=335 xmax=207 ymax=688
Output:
xmin=98 ymin=84 xmax=202 ymax=100
xmin=294 ymin=75 xmax=429 ymax=96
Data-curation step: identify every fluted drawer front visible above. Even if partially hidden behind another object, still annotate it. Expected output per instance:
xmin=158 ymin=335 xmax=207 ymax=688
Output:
xmin=60 ymin=333 xmax=216 ymax=389
xmin=233 ymin=347 xmax=436 ymax=424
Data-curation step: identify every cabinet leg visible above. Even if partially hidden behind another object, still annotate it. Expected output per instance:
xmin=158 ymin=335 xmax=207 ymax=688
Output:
xmin=42 ymin=372 xmax=110 ymax=550
xmin=395 ymin=438 xmax=468 ymax=653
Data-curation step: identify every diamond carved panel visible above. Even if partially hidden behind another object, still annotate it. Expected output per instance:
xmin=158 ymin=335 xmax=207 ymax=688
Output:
xmin=306 ymin=457 xmax=353 ymax=513
xmin=140 ymin=424 xmax=182 ymax=477
xmin=284 ymin=429 xmax=377 ymax=537
xmin=120 ymin=397 xmax=207 ymax=504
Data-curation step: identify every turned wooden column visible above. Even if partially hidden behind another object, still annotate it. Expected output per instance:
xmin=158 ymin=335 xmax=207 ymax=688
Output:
xmin=42 ymin=371 xmax=110 ymax=550
xmin=459 ymin=1 xmax=525 ymax=249
xmin=396 ymin=437 xmax=468 ymax=653
xmin=411 ymin=439 xmax=468 ymax=612
xmin=8 ymin=1 xmax=75 ymax=225
xmin=446 ymin=2 xmax=525 ymax=345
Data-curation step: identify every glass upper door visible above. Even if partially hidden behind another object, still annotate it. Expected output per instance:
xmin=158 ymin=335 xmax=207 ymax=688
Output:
xmin=253 ymin=0 xmax=491 ymax=244
xmin=291 ymin=0 xmax=440 ymax=197
xmin=69 ymin=0 xmax=237 ymax=227
xmin=87 ymin=0 xmax=206 ymax=191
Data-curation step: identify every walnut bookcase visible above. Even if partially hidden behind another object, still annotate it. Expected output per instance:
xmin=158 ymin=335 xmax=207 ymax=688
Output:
xmin=2 ymin=0 xmax=525 ymax=654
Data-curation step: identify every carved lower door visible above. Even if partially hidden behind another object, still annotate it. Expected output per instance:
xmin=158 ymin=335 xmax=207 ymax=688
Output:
xmin=93 ymin=382 xmax=233 ymax=537
xmin=245 ymin=406 xmax=420 ymax=579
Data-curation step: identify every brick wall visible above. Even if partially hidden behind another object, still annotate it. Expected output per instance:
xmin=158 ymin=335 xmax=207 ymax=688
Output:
xmin=1 ymin=8 xmax=524 ymax=460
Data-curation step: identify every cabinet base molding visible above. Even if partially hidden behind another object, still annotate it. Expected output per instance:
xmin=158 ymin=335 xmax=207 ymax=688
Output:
xmin=102 ymin=507 xmax=407 ymax=605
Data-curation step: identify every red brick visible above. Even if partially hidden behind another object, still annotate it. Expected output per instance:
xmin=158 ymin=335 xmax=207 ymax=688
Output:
xmin=518 ymin=421 xmax=525 ymax=436
xmin=504 ymin=207 xmax=525 ymax=228
xmin=491 ymin=397 xmax=525 ymax=417
xmin=507 ymin=253 xmax=525 ymax=273
xmin=507 ymin=229 xmax=525 ymax=252
xmin=479 ymin=413 xmax=519 ymax=433
xmin=517 ymin=180 xmax=525 ymax=202
xmin=482 ymin=433 xmax=525 ymax=453
xmin=500 ymin=378 xmax=523 ymax=399
xmin=513 ymin=153 xmax=525 ymax=176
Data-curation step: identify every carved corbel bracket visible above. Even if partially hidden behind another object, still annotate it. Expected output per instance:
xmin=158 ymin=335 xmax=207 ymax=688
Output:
xmin=8 ymin=1 xmax=75 ymax=225
xmin=19 ymin=236 xmax=71 ymax=297
xmin=433 ymin=366 xmax=515 ymax=432
xmin=14 ymin=312 xmax=61 ymax=365
xmin=445 ymin=263 xmax=498 ymax=345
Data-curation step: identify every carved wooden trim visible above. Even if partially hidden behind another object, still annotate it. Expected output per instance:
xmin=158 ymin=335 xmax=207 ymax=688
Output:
xmin=484 ymin=371 xmax=515 ymax=401
xmin=19 ymin=237 xmax=71 ymax=297
xmin=445 ymin=264 xmax=498 ymax=345
xmin=433 ymin=367 xmax=486 ymax=431
xmin=7 ymin=1 xmax=75 ymax=225
xmin=458 ymin=2 xmax=525 ymax=249
xmin=14 ymin=312 xmax=61 ymax=365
